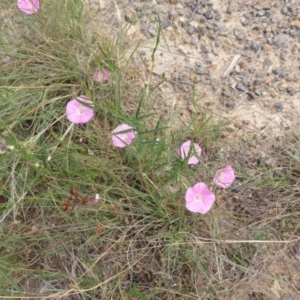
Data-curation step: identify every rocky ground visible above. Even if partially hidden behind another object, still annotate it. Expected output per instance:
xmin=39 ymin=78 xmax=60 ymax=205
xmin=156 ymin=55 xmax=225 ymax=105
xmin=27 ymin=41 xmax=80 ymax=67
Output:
xmin=88 ymin=0 xmax=300 ymax=139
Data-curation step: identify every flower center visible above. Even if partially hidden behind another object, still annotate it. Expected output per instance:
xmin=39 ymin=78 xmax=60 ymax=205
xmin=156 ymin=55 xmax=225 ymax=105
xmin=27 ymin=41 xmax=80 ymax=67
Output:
xmin=195 ymin=195 xmax=201 ymax=201
xmin=121 ymin=135 xmax=128 ymax=141
xmin=78 ymin=108 xmax=85 ymax=114
xmin=28 ymin=3 xmax=33 ymax=9
xmin=218 ymin=172 xmax=224 ymax=179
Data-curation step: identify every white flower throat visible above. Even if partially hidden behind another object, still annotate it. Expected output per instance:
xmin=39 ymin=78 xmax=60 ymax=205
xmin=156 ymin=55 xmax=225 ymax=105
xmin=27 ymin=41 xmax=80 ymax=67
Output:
xmin=195 ymin=195 xmax=201 ymax=201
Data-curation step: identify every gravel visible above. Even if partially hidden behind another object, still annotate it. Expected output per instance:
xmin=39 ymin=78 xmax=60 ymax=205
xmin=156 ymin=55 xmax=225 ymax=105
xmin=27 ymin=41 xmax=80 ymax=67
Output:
xmin=89 ymin=0 xmax=300 ymax=137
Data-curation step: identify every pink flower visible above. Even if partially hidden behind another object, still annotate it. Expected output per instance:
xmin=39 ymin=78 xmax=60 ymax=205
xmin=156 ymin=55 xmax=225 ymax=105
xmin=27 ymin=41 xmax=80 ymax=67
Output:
xmin=66 ymin=95 xmax=94 ymax=124
xmin=185 ymin=182 xmax=215 ymax=214
xmin=3 ymin=56 xmax=11 ymax=62
xmin=0 ymin=140 xmax=6 ymax=154
xmin=92 ymin=194 xmax=100 ymax=204
xmin=93 ymin=69 xmax=110 ymax=82
xmin=213 ymin=165 xmax=235 ymax=188
xmin=179 ymin=140 xmax=202 ymax=165
xmin=112 ymin=124 xmax=137 ymax=148
xmin=17 ymin=0 xmax=40 ymax=15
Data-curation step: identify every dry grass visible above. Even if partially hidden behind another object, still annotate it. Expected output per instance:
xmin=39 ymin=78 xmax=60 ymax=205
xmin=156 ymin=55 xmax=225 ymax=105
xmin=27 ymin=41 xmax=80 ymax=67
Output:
xmin=0 ymin=1 xmax=300 ymax=299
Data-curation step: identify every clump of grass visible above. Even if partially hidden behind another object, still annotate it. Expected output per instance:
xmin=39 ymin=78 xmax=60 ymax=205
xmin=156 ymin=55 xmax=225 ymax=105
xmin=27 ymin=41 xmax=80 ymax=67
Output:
xmin=1 ymin=1 xmax=300 ymax=299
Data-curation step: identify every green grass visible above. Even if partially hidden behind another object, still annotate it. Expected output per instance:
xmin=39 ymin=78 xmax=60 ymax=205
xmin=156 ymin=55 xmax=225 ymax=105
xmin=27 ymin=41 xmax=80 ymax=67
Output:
xmin=1 ymin=1 xmax=300 ymax=299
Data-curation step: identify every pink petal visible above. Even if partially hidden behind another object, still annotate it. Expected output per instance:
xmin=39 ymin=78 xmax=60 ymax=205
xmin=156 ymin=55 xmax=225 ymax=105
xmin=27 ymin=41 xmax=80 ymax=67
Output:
xmin=93 ymin=71 xmax=101 ymax=82
xmin=112 ymin=124 xmax=136 ymax=148
xmin=17 ymin=0 xmax=40 ymax=14
xmin=94 ymin=69 xmax=110 ymax=82
xmin=102 ymin=69 xmax=110 ymax=81
xmin=185 ymin=187 xmax=196 ymax=203
xmin=127 ymin=130 xmax=137 ymax=140
xmin=213 ymin=165 xmax=235 ymax=188
xmin=3 ymin=56 xmax=11 ymax=62
xmin=185 ymin=182 xmax=215 ymax=214
xmin=66 ymin=95 xmax=94 ymax=124
xmin=179 ymin=140 xmax=201 ymax=165
xmin=187 ymin=156 xmax=199 ymax=165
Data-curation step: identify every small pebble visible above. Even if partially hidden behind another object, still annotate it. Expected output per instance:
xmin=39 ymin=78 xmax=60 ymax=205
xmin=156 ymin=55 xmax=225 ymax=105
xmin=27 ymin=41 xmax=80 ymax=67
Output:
xmin=254 ymin=89 xmax=261 ymax=96
xmin=148 ymin=28 xmax=157 ymax=37
xmin=152 ymin=7 xmax=160 ymax=15
xmin=212 ymin=84 xmax=219 ymax=91
xmin=161 ymin=18 xmax=171 ymax=29
xmin=248 ymin=67 xmax=256 ymax=74
xmin=280 ymin=52 xmax=287 ymax=61
xmin=226 ymin=101 xmax=235 ymax=110
xmin=215 ymin=13 xmax=222 ymax=21
xmin=235 ymin=64 xmax=241 ymax=74
xmin=231 ymin=183 xmax=245 ymax=193
xmin=215 ymin=38 xmax=222 ymax=47
xmin=234 ymin=28 xmax=244 ymax=40
xmin=195 ymin=66 xmax=206 ymax=75
xmin=203 ymin=10 xmax=213 ymax=20
xmin=256 ymin=10 xmax=266 ymax=17
xmin=263 ymin=58 xmax=272 ymax=68
xmin=252 ymin=41 xmax=262 ymax=52
xmin=278 ymin=82 xmax=288 ymax=91
xmin=281 ymin=6 xmax=288 ymax=15
xmin=222 ymin=90 xmax=232 ymax=98
xmin=254 ymin=79 xmax=263 ymax=86
xmin=236 ymin=82 xmax=247 ymax=92
xmin=187 ymin=26 xmax=195 ymax=35
xmin=227 ymin=6 xmax=233 ymax=14
xmin=167 ymin=10 xmax=177 ymax=19
xmin=274 ymin=102 xmax=283 ymax=112
xmin=191 ymin=38 xmax=198 ymax=45
xmin=246 ymin=92 xmax=258 ymax=100
xmin=267 ymin=37 xmax=273 ymax=45
xmin=228 ymin=77 xmax=235 ymax=86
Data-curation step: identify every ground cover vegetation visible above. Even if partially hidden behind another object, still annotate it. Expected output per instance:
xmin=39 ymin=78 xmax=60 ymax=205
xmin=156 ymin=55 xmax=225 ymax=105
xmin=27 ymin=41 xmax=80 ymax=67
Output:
xmin=0 ymin=1 xmax=300 ymax=299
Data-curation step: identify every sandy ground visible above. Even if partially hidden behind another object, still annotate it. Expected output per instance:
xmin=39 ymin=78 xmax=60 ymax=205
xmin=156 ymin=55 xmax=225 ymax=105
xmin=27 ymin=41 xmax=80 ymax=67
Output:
xmin=88 ymin=0 xmax=300 ymax=140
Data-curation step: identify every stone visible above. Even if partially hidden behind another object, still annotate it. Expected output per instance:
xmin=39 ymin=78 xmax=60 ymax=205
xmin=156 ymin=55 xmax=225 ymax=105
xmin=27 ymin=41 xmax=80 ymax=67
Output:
xmin=222 ymin=89 xmax=232 ymax=97
xmin=191 ymin=38 xmax=198 ymax=45
xmin=161 ymin=18 xmax=171 ymax=29
xmin=204 ymin=10 xmax=214 ymax=20
xmin=212 ymin=84 xmax=219 ymax=91
xmin=195 ymin=66 xmax=206 ymax=75
xmin=236 ymin=82 xmax=247 ymax=92
xmin=187 ymin=26 xmax=195 ymax=35
xmin=254 ymin=79 xmax=264 ymax=86
xmin=278 ymin=82 xmax=288 ymax=91
xmin=274 ymin=102 xmax=283 ymax=112
xmin=226 ymin=101 xmax=235 ymax=109
xmin=178 ymin=45 xmax=188 ymax=55
xmin=256 ymin=10 xmax=266 ymax=17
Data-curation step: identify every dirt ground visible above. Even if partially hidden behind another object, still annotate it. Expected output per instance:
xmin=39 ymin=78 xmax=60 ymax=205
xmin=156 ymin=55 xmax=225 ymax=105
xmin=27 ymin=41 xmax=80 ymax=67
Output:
xmin=86 ymin=0 xmax=300 ymax=298
xmin=88 ymin=0 xmax=300 ymax=139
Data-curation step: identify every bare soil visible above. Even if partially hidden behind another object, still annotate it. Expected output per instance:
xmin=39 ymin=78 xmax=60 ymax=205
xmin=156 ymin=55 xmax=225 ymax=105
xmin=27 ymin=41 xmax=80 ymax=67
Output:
xmin=88 ymin=0 xmax=300 ymax=139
